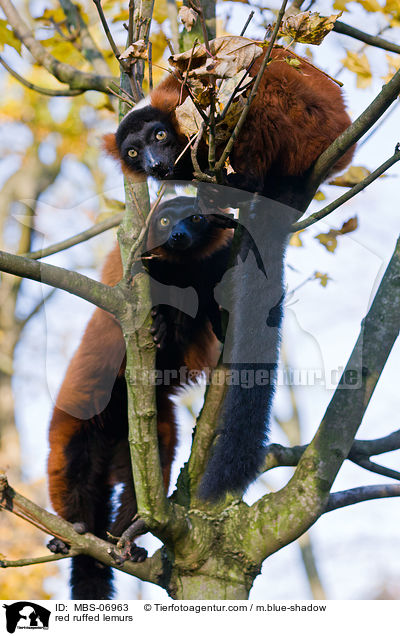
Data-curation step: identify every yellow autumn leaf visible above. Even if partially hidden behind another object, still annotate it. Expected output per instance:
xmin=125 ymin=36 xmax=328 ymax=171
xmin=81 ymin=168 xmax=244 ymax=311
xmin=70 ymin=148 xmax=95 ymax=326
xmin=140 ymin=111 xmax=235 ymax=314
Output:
xmin=150 ymin=30 xmax=168 ymax=64
xmin=0 ymin=19 xmax=22 ymax=53
xmin=341 ymin=51 xmax=372 ymax=88
xmin=315 ymin=217 xmax=358 ymax=252
xmin=111 ymin=10 xmax=129 ymax=23
xmin=40 ymin=36 xmax=88 ymax=68
xmin=330 ymin=165 xmax=370 ymax=186
xmin=289 ymin=231 xmax=304 ymax=247
xmin=314 ymin=272 xmax=331 ymax=287
xmin=153 ymin=0 xmax=168 ymax=24
xmin=382 ymin=53 xmax=400 ymax=83
xmin=384 ymin=0 xmax=400 ymax=22
xmin=315 ymin=230 xmax=338 ymax=252
xmin=333 ymin=0 xmax=350 ymax=11
xmin=34 ymin=7 xmax=67 ymax=24
xmin=356 ymin=0 xmax=382 ymax=11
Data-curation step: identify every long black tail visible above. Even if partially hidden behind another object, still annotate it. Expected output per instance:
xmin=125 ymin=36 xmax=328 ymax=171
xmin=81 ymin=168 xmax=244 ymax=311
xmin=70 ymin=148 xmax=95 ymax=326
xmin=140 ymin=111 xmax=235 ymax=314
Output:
xmin=199 ymin=196 xmax=296 ymax=501
xmin=71 ymin=555 xmax=114 ymax=600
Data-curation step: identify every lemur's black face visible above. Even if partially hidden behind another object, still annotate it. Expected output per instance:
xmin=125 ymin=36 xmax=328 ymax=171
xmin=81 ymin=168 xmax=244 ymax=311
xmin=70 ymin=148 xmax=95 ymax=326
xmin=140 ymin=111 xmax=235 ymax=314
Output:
xmin=116 ymin=106 xmax=186 ymax=180
xmin=148 ymin=197 xmax=216 ymax=253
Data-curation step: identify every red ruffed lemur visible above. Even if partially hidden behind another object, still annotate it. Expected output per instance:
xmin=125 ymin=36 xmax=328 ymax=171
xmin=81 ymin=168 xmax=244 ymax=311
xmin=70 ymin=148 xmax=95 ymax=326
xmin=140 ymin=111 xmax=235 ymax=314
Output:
xmin=48 ymin=47 xmax=355 ymax=598
xmin=101 ymin=47 xmax=354 ymax=500
xmin=103 ymin=47 xmax=354 ymax=206
xmin=47 ymin=196 xmax=236 ymax=599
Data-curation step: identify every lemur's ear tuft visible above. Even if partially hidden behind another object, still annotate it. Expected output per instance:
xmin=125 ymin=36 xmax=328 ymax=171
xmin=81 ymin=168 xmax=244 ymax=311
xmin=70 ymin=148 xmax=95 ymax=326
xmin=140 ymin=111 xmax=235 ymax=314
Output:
xmin=102 ymin=133 xmax=120 ymax=160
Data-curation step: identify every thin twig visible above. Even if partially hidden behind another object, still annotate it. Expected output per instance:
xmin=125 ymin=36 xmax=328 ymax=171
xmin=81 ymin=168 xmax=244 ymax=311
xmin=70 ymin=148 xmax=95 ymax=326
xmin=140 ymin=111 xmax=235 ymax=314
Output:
xmin=24 ymin=212 xmax=124 ymax=260
xmin=0 ymin=553 xmax=77 ymax=568
xmin=128 ymin=0 xmax=134 ymax=46
xmin=122 ymin=185 xmax=166 ymax=282
xmin=92 ymin=0 xmax=122 ymax=61
xmin=0 ymin=55 xmax=84 ymax=96
xmin=333 ymin=21 xmax=400 ymax=55
xmin=189 ymin=0 xmax=210 ymax=50
xmin=148 ymin=41 xmax=153 ymax=90
xmin=325 ymin=484 xmax=400 ymax=513
xmin=174 ymin=131 xmax=201 ymax=167
xmin=292 ymin=144 xmax=400 ymax=232
xmin=349 ymin=457 xmax=400 ymax=482
xmin=240 ymin=10 xmax=255 ymax=36
xmin=108 ymin=86 xmax=137 ymax=105
xmin=110 ymin=81 xmax=136 ymax=105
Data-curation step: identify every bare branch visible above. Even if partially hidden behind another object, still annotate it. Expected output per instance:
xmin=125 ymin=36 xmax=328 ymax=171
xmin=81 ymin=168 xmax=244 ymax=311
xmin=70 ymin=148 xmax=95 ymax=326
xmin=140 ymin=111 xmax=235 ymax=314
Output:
xmin=1 ymin=553 xmax=76 ymax=568
xmin=325 ymin=484 xmax=400 ymax=512
xmin=293 ymin=144 xmax=400 ymax=232
xmin=0 ymin=0 xmax=115 ymax=93
xmin=352 ymin=429 xmax=400 ymax=456
xmin=0 ymin=473 xmax=164 ymax=584
xmin=18 ymin=289 xmax=56 ymax=331
xmin=349 ymin=457 xmax=400 ymax=481
xmin=262 ymin=430 xmax=400 ymax=473
xmin=92 ymin=0 xmax=122 ymax=61
xmin=0 ymin=250 xmax=122 ymax=317
xmin=25 ymin=212 xmax=124 ymax=260
xmin=333 ymin=21 xmax=400 ymax=55
xmin=0 ymin=55 xmax=84 ymax=96
xmin=240 ymin=11 xmax=255 ymax=37
xmin=248 ymin=238 xmax=400 ymax=557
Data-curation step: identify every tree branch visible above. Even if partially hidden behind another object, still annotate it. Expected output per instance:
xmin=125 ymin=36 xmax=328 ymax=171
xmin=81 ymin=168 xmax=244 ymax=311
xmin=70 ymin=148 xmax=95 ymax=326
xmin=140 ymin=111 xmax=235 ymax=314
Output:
xmin=0 ymin=250 xmax=122 ymax=317
xmin=0 ymin=473 xmax=164 ymax=585
xmin=333 ymin=21 xmax=400 ymax=55
xmin=349 ymin=457 xmax=400 ymax=481
xmin=293 ymin=144 xmax=400 ymax=232
xmin=25 ymin=212 xmax=124 ymax=260
xmin=247 ymin=237 xmax=400 ymax=559
xmin=0 ymin=55 xmax=84 ymax=96
xmin=325 ymin=484 xmax=400 ymax=512
xmin=0 ymin=0 xmax=116 ymax=93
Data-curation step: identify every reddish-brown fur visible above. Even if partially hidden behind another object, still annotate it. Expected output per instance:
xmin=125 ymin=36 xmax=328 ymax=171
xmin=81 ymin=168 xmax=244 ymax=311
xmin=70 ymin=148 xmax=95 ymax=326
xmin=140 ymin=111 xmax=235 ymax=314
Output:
xmin=48 ymin=244 xmax=220 ymax=521
xmin=103 ymin=47 xmax=354 ymax=183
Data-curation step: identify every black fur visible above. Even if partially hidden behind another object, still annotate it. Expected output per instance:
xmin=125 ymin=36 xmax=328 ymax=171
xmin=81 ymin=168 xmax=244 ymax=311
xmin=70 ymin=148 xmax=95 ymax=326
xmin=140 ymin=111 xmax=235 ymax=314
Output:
xmin=115 ymin=107 xmax=192 ymax=180
xmin=199 ymin=195 xmax=297 ymax=500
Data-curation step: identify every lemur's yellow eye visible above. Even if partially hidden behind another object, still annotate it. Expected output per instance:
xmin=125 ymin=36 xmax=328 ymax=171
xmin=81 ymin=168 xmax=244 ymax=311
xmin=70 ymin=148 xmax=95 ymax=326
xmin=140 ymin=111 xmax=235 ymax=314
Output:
xmin=155 ymin=130 xmax=167 ymax=141
xmin=191 ymin=215 xmax=203 ymax=223
xmin=159 ymin=217 xmax=170 ymax=227
xmin=128 ymin=148 xmax=138 ymax=158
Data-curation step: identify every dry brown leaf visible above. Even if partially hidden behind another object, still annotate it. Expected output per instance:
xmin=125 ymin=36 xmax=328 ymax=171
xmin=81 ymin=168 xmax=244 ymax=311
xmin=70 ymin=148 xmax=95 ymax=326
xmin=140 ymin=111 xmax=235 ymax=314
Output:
xmin=279 ymin=11 xmax=342 ymax=45
xmin=119 ymin=39 xmax=148 ymax=62
xmin=179 ymin=6 xmax=198 ymax=31
xmin=169 ymin=36 xmax=263 ymax=79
